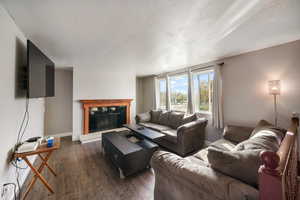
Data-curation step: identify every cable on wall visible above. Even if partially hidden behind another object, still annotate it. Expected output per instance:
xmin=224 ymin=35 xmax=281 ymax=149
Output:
xmin=11 ymin=96 xmax=30 ymax=200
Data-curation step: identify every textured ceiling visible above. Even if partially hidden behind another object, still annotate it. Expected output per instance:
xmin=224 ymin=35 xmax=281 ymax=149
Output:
xmin=1 ymin=0 xmax=300 ymax=76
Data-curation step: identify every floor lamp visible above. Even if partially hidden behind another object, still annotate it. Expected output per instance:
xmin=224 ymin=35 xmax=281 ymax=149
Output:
xmin=268 ymin=80 xmax=280 ymax=127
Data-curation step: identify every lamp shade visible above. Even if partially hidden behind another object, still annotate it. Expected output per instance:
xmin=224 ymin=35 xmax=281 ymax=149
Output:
xmin=268 ymin=80 xmax=281 ymax=95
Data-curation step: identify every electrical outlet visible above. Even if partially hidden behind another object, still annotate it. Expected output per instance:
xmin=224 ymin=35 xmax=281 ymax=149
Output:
xmin=1 ymin=184 xmax=10 ymax=200
xmin=0 ymin=185 xmax=3 ymax=199
xmin=1 ymin=185 xmax=7 ymax=200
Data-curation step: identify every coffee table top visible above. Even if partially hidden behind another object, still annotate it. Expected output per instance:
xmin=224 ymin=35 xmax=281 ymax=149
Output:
xmin=102 ymin=132 xmax=143 ymax=155
xmin=123 ymin=124 xmax=165 ymax=141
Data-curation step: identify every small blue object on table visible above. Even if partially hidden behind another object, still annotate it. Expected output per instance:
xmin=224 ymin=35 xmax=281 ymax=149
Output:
xmin=47 ymin=137 xmax=54 ymax=147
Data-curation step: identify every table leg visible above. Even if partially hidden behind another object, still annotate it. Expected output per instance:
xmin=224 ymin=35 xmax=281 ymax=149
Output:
xmin=118 ymin=167 xmax=125 ymax=179
xmin=38 ymin=154 xmax=57 ymax=176
xmin=22 ymin=153 xmax=54 ymax=199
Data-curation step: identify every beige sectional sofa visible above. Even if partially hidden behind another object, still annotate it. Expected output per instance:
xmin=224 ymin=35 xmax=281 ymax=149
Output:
xmin=151 ymin=120 xmax=286 ymax=200
xmin=136 ymin=110 xmax=208 ymax=156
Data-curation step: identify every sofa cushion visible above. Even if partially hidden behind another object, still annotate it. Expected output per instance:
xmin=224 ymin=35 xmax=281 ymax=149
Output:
xmin=139 ymin=122 xmax=170 ymax=132
xmin=158 ymin=111 xmax=170 ymax=126
xmin=161 ymin=129 xmax=177 ymax=144
xmin=150 ymin=110 xmax=162 ymax=123
xmin=193 ymin=148 xmax=209 ymax=163
xmin=223 ymin=125 xmax=254 ymax=144
xmin=209 ymin=139 xmax=236 ymax=151
xmin=186 ymin=152 xmax=210 ymax=167
xmin=136 ymin=112 xmax=151 ymax=123
xmin=207 ymin=147 xmax=262 ymax=187
xmin=168 ymin=111 xmax=185 ymax=129
xmin=250 ymin=120 xmax=285 ymax=139
xmin=235 ymin=130 xmax=283 ymax=152
xmin=152 ymin=150 xmax=251 ymax=200
xmin=235 ymin=120 xmax=285 ymax=152
xmin=194 ymin=139 xmax=236 ymax=163
xmin=250 ymin=120 xmax=272 ymax=137
xmin=180 ymin=113 xmax=197 ymax=126
xmin=228 ymin=180 xmax=259 ymax=200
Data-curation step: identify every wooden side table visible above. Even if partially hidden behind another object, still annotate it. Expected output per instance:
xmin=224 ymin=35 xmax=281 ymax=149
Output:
xmin=14 ymin=138 xmax=61 ymax=200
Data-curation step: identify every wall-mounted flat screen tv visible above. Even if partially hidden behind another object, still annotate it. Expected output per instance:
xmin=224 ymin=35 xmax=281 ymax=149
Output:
xmin=27 ymin=40 xmax=55 ymax=98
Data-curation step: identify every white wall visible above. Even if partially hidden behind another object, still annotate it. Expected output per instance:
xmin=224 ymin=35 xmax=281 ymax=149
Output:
xmin=45 ymin=69 xmax=73 ymax=136
xmin=222 ymin=40 xmax=300 ymax=129
xmin=72 ymin=65 xmax=136 ymax=141
xmin=137 ymin=40 xmax=300 ymax=134
xmin=0 ymin=4 xmax=44 ymax=195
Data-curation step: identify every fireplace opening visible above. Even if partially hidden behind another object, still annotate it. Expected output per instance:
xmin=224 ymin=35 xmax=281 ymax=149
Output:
xmin=89 ymin=106 xmax=127 ymax=133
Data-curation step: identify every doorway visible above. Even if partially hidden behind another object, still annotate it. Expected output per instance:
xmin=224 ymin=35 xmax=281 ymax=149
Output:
xmin=44 ymin=68 xmax=73 ymax=137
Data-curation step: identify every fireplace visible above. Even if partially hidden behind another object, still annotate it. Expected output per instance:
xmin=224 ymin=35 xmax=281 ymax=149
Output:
xmin=89 ymin=106 xmax=126 ymax=133
xmin=80 ymin=99 xmax=133 ymax=134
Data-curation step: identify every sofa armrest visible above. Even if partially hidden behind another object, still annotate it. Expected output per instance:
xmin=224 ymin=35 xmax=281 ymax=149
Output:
xmin=175 ymin=118 xmax=207 ymax=155
xmin=223 ymin=125 xmax=254 ymax=143
xmin=151 ymin=151 xmax=258 ymax=200
xmin=177 ymin=118 xmax=208 ymax=134
xmin=135 ymin=112 xmax=151 ymax=124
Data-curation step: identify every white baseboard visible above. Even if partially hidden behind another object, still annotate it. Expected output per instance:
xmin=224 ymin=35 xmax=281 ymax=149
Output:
xmin=81 ymin=137 xmax=102 ymax=144
xmin=80 ymin=128 xmax=128 ymax=144
xmin=46 ymin=132 xmax=72 ymax=138
xmin=80 ymin=132 xmax=102 ymax=144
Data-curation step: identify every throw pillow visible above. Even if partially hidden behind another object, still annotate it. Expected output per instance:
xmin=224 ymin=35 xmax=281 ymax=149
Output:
xmin=158 ymin=111 xmax=170 ymax=126
xmin=250 ymin=120 xmax=285 ymax=138
xmin=181 ymin=113 xmax=197 ymax=126
xmin=168 ymin=111 xmax=185 ymax=129
xmin=136 ymin=112 xmax=151 ymax=123
xmin=235 ymin=120 xmax=286 ymax=152
xmin=223 ymin=125 xmax=254 ymax=144
xmin=235 ymin=129 xmax=284 ymax=152
xmin=150 ymin=110 xmax=162 ymax=123
xmin=207 ymin=147 xmax=262 ymax=187
xmin=250 ymin=120 xmax=272 ymax=137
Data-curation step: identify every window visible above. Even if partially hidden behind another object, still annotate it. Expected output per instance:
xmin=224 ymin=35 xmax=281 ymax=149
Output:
xmin=169 ymin=74 xmax=188 ymax=112
xmin=158 ymin=78 xmax=167 ymax=110
xmin=193 ymin=70 xmax=214 ymax=113
xmin=155 ymin=68 xmax=215 ymax=114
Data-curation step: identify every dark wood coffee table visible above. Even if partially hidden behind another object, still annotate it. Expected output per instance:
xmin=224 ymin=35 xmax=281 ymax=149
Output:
xmin=123 ymin=124 xmax=165 ymax=141
xmin=102 ymin=131 xmax=158 ymax=178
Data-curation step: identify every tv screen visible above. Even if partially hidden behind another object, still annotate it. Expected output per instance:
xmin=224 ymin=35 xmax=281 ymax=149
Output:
xmin=27 ymin=40 xmax=55 ymax=98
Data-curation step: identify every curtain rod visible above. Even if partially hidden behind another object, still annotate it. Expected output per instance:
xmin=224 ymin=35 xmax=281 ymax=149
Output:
xmin=156 ymin=61 xmax=224 ymax=78
xmin=190 ymin=61 xmax=224 ymax=71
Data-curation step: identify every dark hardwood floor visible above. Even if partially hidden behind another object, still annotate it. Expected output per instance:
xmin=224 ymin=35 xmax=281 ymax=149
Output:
xmin=22 ymin=137 xmax=155 ymax=200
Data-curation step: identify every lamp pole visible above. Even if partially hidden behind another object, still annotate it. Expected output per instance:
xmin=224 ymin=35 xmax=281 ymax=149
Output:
xmin=274 ymin=94 xmax=277 ymax=127
xmin=268 ymin=80 xmax=280 ymax=127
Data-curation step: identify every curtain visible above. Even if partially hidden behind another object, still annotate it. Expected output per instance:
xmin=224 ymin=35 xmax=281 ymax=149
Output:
xmin=166 ymin=75 xmax=171 ymax=111
xmin=187 ymin=68 xmax=194 ymax=114
xmin=212 ymin=64 xmax=224 ymax=129
xmin=153 ymin=76 xmax=159 ymax=110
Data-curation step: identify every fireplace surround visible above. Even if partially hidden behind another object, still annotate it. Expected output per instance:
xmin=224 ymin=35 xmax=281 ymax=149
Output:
xmin=80 ymin=99 xmax=133 ymax=134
